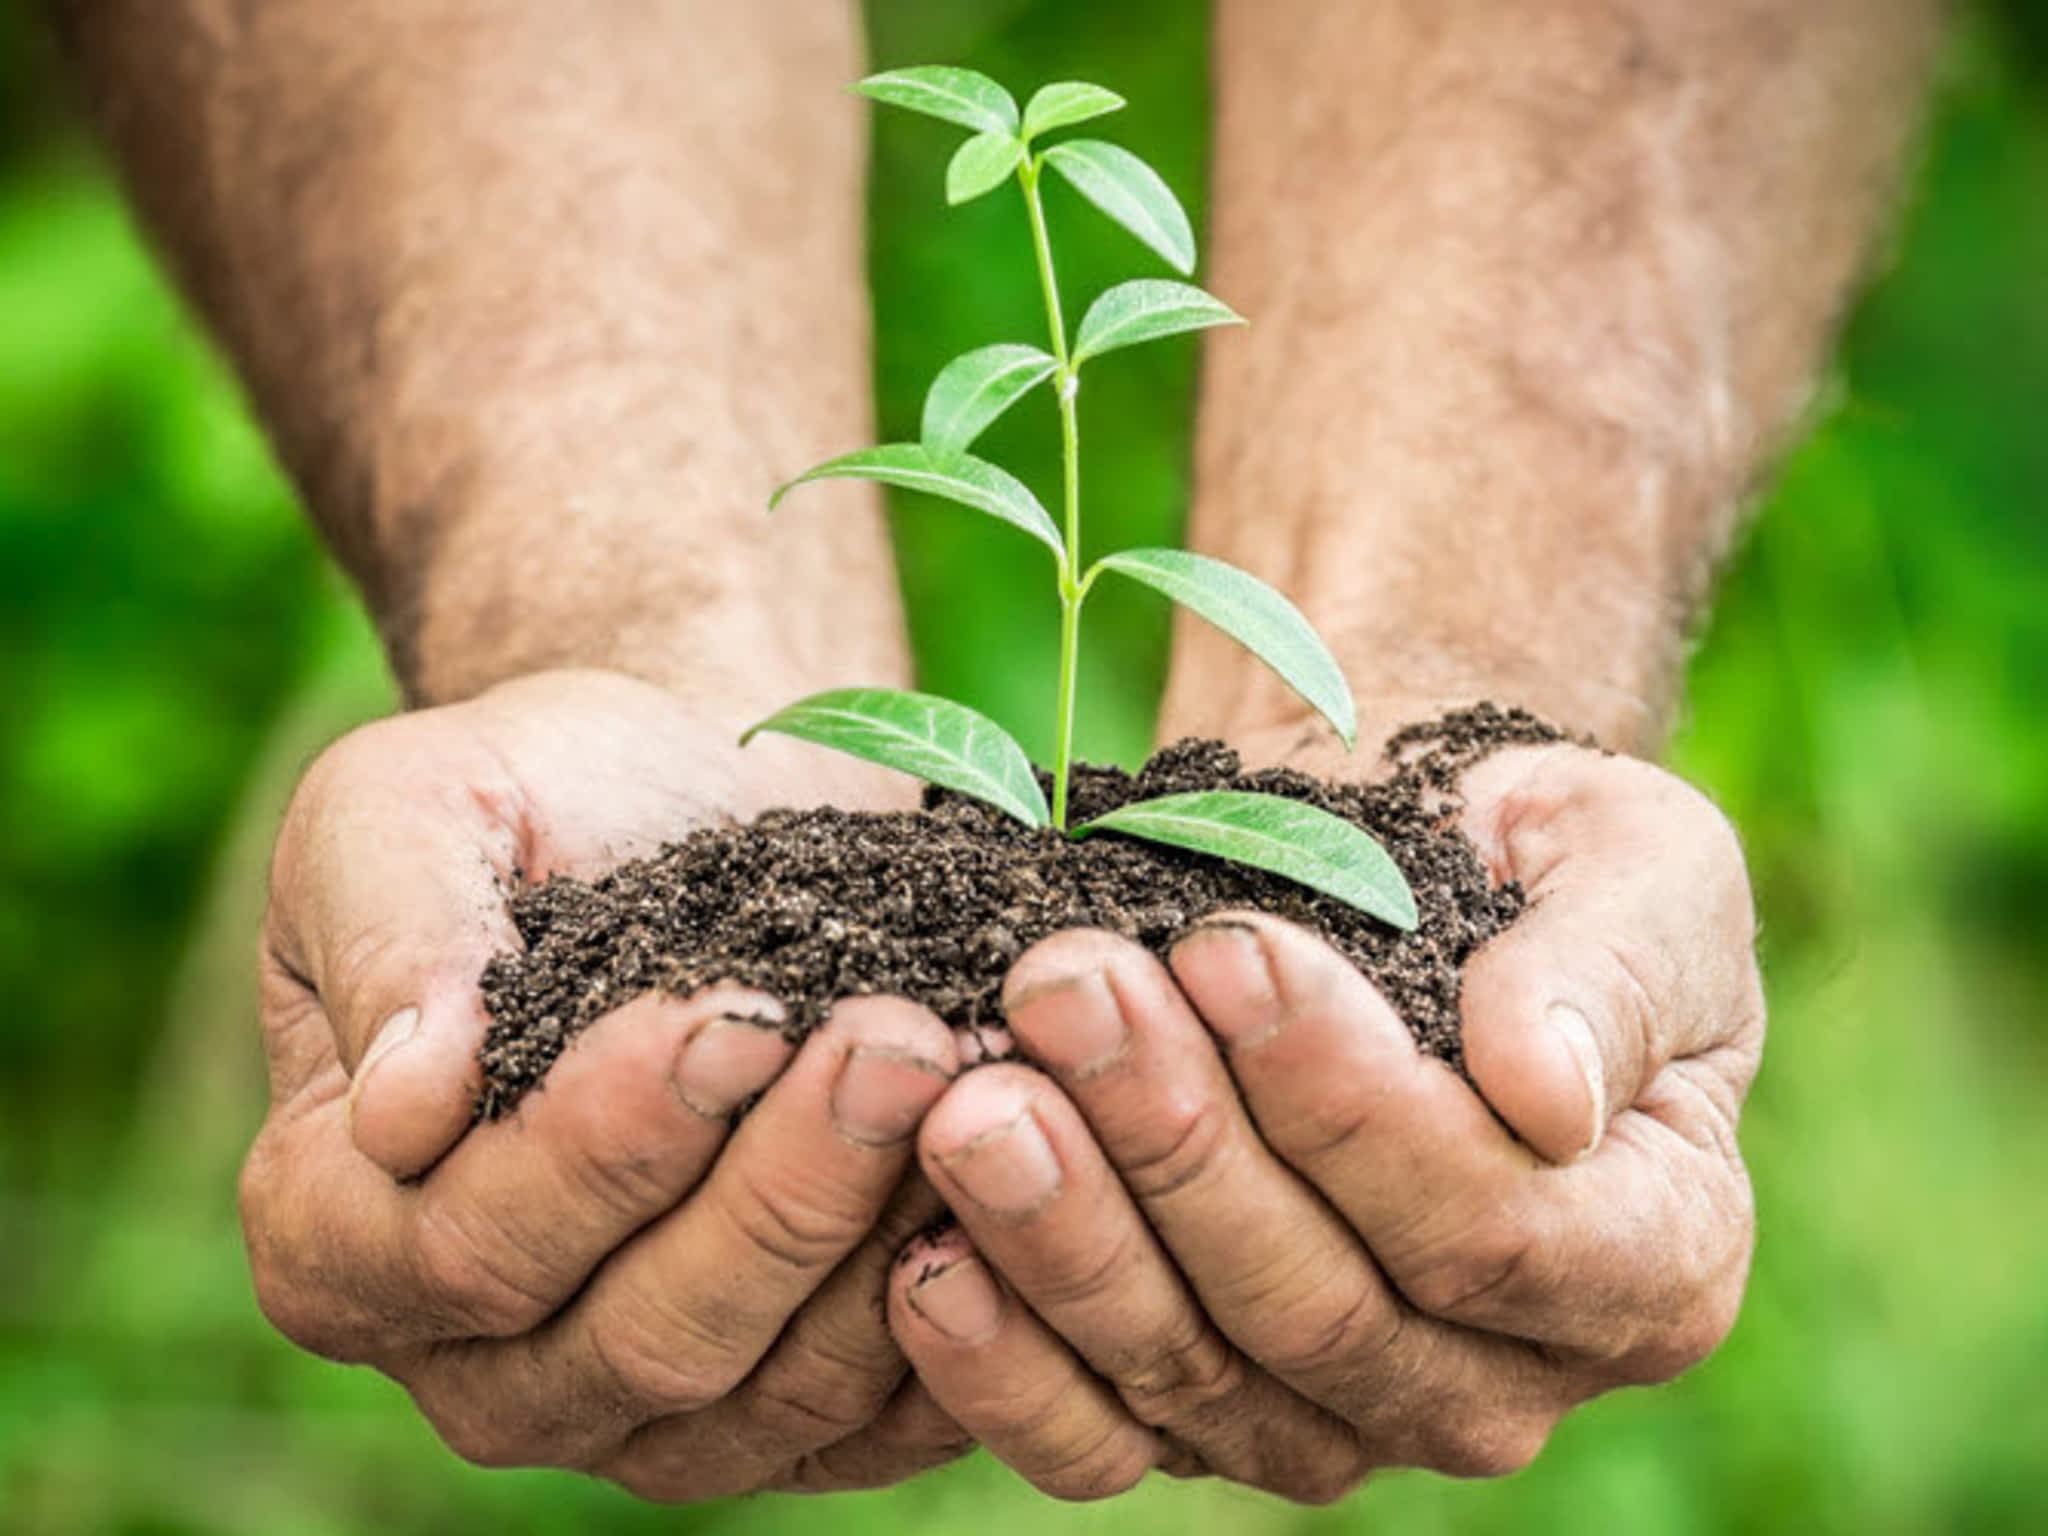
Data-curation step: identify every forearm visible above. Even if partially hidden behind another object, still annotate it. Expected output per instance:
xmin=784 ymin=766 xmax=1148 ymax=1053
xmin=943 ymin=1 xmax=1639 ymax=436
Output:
xmin=1166 ymin=0 xmax=1939 ymax=756
xmin=57 ymin=1 xmax=905 ymax=710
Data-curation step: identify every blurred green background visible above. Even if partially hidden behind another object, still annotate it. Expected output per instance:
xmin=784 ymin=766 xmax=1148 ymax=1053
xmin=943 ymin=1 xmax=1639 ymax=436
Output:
xmin=3 ymin=1 xmax=2045 ymax=1531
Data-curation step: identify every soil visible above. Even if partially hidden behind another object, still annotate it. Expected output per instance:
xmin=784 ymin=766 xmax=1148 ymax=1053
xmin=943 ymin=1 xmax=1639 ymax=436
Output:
xmin=475 ymin=703 xmax=1566 ymax=1119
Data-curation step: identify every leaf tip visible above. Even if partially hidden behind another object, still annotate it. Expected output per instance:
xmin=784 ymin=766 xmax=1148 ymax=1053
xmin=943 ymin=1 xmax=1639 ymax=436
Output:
xmin=1387 ymin=885 xmax=1421 ymax=932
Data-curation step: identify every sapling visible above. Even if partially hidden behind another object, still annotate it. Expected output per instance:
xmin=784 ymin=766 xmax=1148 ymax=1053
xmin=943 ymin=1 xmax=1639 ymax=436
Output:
xmin=747 ymin=66 xmax=1417 ymax=930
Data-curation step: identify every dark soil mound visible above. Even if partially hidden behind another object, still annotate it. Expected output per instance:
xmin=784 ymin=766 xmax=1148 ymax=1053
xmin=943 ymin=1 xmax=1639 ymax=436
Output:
xmin=476 ymin=704 xmax=1564 ymax=1118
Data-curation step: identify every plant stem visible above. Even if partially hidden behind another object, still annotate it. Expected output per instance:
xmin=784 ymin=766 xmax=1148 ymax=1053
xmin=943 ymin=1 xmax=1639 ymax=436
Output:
xmin=1021 ymin=155 xmax=1085 ymax=831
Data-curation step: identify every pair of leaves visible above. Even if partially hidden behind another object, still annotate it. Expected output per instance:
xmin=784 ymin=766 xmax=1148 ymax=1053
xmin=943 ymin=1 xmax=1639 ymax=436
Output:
xmin=916 ymin=280 xmax=1241 ymax=461
xmin=744 ymin=689 xmax=1415 ymax=929
xmin=855 ymin=68 xmax=1122 ymax=140
xmin=858 ymin=67 xmax=1192 ymax=275
xmin=772 ymin=454 xmax=1353 ymax=746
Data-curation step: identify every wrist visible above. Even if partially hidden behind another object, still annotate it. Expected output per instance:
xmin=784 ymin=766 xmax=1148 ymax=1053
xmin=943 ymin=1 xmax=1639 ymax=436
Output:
xmin=368 ymin=446 xmax=909 ymax=715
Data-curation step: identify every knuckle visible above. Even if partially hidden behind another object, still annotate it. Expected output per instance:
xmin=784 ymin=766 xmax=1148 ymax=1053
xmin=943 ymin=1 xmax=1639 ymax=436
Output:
xmin=1283 ymin=1450 xmax=1375 ymax=1507
xmin=1618 ymin=1281 xmax=1745 ymax=1385
xmin=1398 ymin=1221 xmax=1541 ymax=1323
xmin=1029 ymin=1221 xmax=1148 ymax=1314
xmin=415 ymin=1385 xmax=537 ymax=1471
xmin=1113 ymin=1321 xmax=1246 ymax=1429
xmin=744 ymin=1373 xmax=883 ymax=1447
xmin=412 ymin=1201 xmax=556 ymax=1338
xmin=556 ymin=1101 xmax=691 ymax=1223
xmin=586 ymin=1300 xmax=730 ymax=1416
xmin=741 ymin=1334 xmax=899 ymax=1447
xmin=1271 ymin=1076 xmax=1383 ymax=1169
xmin=237 ymin=1136 xmax=356 ymax=1360
xmin=1031 ymin=1425 xmax=1155 ymax=1503
xmin=1259 ymin=1274 xmax=1402 ymax=1380
xmin=948 ymin=1372 xmax=1065 ymax=1441
xmin=1421 ymin=1414 xmax=1552 ymax=1480
xmin=1113 ymin=1091 xmax=1235 ymax=1202
xmin=726 ymin=1162 xmax=870 ymax=1275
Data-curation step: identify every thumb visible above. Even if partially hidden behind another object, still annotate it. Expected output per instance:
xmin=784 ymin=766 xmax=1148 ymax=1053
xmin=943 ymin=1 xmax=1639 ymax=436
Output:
xmin=266 ymin=722 xmax=523 ymax=1178
xmin=1455 ymin=752 xmax=1761 ymax=1163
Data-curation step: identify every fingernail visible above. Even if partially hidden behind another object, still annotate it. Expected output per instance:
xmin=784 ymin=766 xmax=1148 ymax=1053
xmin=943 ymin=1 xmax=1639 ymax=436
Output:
xmin=1174 ymin=922 xmax=1282 ymax=1047
xmin=939 ymin=1110 xmax=1062 ymax=1217
xmin=909 ymin=1256 xmax=1006 ymax=1344
xmin=1006 ymin=968 xmax=1127 ymax=1077
xmin=673 ymin=1017 xmax=791 ymax=1118
xmin=358 ymin=1006 xmax=421 ymax=1081
xmin=831 ymin=1046 xmax=951 ymax=1146
xmin=1545 ymin=1003 xmax=1607 ymax=1157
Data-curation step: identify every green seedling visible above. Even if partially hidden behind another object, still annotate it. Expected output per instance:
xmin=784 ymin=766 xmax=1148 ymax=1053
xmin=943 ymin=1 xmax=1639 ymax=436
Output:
xmin=747 ymin=66 xmax=1417 ymax=930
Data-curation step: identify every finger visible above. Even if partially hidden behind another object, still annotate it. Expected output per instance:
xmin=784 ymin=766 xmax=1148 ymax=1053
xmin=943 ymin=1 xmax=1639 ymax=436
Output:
xmin=241 ymin=986 xmax=795 ymax=1359
xmin=772 ymin=1378 xmax=974 ymax=1494
xmin=888 ymin=1224 xmax=1163 ymax=1502
xmin=267 ymin=721 xmax=523 ymax=1177
xmin=1172 ymin=912 xmax=1534 ymax=1248
xmin=1455 ymin=747 xmax=1764 ymax=1161
xmin=418 ymin=997 xmax=956 ymax=1468
xmin=1003 ymin=930 xmax=1549 ymax=1477
xmin=604 ymin=1174 xmax=945 ymax=1500
xmin=1173 ymin=915 xmax=1748 ymax=1371
xmin=918 ymin=1063 xmax=1369 ymax=1498
xmin=404 ymin=986 xmax=793 ymax=1331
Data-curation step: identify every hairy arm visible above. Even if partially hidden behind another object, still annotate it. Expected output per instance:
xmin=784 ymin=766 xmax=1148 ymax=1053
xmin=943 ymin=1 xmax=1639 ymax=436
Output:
xmin=1166 ymin=0 xmax=1940 ymax=754
xmin=56 ymin=0 xmax=906 ymax=710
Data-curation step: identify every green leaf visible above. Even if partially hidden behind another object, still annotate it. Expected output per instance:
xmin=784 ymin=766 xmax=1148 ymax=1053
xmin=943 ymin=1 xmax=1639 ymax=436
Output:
xmin=771 ymin=443 xmax=1064 ymax=560
xmin=921 ymin=344 xmax=1059 ymax=460
xmin=854 ymin=67 xmax=1019 ymax=136
xmin=1022 ymin=81 xmax=1125 ymax=138
xmin=1091 ymin=548 xmax=1356 ymax=746
xmin=1041 ymin=139 xmax=1196 ymax=274
xmin=1077 ymin=791 xmax=1417 ymax=929
xmin=946 ymin=131 xmax=1026 ymax=205
xmin=745 ymin=688 xmax=1049 ymax=829
xmin=1072 ymin=279 xmax=1243 ymax=367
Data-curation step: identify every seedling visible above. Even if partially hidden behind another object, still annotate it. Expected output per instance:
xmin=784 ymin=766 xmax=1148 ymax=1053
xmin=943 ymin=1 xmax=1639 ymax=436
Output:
xmin=747 ymin=67 xmax=1417 ymax=930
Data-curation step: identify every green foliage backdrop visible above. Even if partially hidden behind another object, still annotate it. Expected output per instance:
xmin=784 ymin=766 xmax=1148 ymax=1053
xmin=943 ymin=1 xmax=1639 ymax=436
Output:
xmin=2 ymin=3 xmax=2044 ymax=1532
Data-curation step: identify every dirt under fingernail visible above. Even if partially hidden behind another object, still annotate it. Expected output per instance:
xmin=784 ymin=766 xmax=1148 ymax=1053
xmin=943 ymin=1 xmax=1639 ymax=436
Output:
xmin=473 ymin=704 xmax=1567 ymax=1119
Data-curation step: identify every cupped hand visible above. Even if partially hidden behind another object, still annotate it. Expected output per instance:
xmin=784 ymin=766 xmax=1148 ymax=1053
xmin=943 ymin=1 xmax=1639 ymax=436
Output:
xmin=885 ymin=739 xmax=1764 ymax=1502
xmin=242 ymin=668 xmax=972 ymax=1499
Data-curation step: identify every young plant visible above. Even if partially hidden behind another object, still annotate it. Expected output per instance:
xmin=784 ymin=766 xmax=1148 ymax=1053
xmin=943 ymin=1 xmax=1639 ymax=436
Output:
xmin=746 ymin=66 xmax=1417 ymax=930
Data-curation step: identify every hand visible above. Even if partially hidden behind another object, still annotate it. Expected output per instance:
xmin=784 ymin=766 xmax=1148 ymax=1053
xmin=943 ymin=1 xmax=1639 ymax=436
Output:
xmin=242 ymin=668 xmax=973 ymax=1499
xmin=885 ymin=738 xmax=1763 ymax=1502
